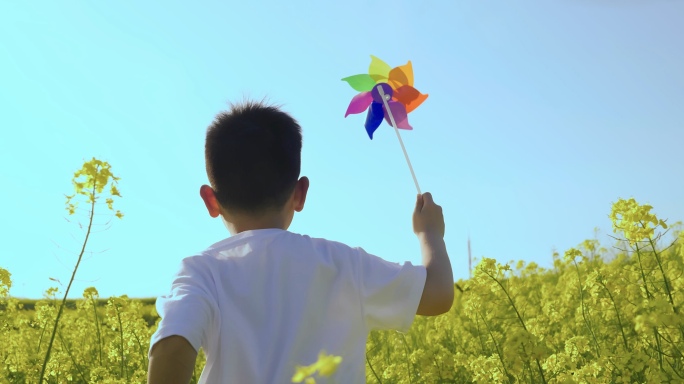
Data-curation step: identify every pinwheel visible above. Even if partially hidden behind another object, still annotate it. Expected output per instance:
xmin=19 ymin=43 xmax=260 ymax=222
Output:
xmin=342 ymin=55 xmax=428 ymax=140
xmin=342 ymin=56 xmax=428 ymax=193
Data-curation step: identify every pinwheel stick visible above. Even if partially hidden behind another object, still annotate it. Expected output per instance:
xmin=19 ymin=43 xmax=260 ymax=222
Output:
xmin=376 ymin=85 xmax=422 ymax=194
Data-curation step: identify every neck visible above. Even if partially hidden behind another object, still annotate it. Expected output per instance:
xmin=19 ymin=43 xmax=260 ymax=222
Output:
xmin=221 ymin=209 xmax=292 ymax=236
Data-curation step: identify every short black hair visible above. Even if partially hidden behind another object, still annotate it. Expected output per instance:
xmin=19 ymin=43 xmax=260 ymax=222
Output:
xmin=205 ymin=100 xmax=302 ymax=214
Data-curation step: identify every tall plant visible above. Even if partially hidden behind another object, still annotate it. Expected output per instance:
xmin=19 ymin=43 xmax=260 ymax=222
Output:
xmin=39 ymin=158 xmax=123 ymax=384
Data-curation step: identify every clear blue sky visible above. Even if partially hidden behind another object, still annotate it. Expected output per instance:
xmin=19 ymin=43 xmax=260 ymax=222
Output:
xmin=1 ymin=1 xmax=682 ymax=299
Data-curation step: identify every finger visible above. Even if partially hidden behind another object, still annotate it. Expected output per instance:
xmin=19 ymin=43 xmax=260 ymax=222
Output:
xmin=414 ymin=194 xmax=424 ymax=213
xmin=422 ymin=192 xmax=434 ymax=206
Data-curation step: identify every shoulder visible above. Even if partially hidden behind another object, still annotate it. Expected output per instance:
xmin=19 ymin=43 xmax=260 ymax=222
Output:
xmin=168 ymin=254 xmax=220 ymax=290
xmin=177 ymin=254 xmax=214 ymax=272
xmin=306 ymin=236 xmax=366 ymax=257
xmin=267 ymin=231 xmax=359 ymax=255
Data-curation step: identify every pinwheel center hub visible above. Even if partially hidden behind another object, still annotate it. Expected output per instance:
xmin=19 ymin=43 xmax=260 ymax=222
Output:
xmin=371 ymin=82 xmax=393 ymax=103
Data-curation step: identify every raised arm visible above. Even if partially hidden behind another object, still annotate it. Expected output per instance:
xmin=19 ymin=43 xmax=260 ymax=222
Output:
xmin=148 ymin=335 xmax=197 ymax=384
xmin=412 ymin=193 xmax=454 ymax=316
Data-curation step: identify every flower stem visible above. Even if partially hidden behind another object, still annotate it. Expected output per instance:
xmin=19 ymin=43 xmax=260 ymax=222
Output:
xmin=598 ymin=279 xmax=629 ymax=351
xmin=646 ymin=236 xmax=677 ymax=313
xmin=484 ymin=270 xmax=547 ymax=384
xmin=92 ymin=298 xmax=103 ymax=365
xmin=573 ymin=260 xmax=601 ymax=358
xmin=478 ymin=311 xmax=512 ymax=384
xmin=39 ymin=182 xmax=97 ymax=384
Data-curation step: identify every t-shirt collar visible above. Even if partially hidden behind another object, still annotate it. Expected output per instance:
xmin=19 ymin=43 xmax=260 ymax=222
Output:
xmin=208 ymin=228 xmax=287 ymax=250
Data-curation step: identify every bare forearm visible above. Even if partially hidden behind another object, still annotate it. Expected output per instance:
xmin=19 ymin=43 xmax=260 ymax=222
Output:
xmin=419 ymin=233 xmax=453 ymax=290
xmin=418 ymin=233 xmax=453 ymax=314
xmin=412 ymin=192 xmax=452 ymax=315
xmin=148 ymin=336 xmax=197 ymax=384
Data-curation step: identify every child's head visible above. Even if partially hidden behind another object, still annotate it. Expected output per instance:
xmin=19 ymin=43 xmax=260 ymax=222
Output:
xmin=200 ymin=100 xmax=308 ymax=232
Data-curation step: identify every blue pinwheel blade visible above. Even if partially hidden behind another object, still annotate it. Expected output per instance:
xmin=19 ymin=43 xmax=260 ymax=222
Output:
xmin=364 ymin=102 xmax=384 ymax=139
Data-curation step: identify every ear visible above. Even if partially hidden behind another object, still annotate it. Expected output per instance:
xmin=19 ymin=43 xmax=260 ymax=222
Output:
xmin=293 ymin=176 xmax=309 ymax=212
xmin=199 ymin=185 xmax=222 ymax=218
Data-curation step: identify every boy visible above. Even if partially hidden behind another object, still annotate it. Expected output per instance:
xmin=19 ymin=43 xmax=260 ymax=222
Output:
xmin=147 ymin=101 xmax=453 ymax=383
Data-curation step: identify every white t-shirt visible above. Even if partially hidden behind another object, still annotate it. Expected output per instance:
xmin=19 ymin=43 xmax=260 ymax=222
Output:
xmin=149 ymin=228 xmax=426 ymax=383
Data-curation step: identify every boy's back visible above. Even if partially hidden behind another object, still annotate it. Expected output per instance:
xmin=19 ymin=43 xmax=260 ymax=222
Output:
xmin=150 ymin=229 xmax=426 ymax=383
xmin=147 ymin=101 xmax=453 ymax=383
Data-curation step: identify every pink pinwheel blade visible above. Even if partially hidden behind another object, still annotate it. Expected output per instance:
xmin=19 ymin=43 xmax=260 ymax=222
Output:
xmin=344 ymin=92 xmax=373 ymax=117
xmin=383 ymin=101 xmax=412 ymax=130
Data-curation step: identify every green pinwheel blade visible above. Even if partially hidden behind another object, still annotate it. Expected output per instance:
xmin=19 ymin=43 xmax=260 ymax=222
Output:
xmin=341 ymin=74 xmax=376 ymax=92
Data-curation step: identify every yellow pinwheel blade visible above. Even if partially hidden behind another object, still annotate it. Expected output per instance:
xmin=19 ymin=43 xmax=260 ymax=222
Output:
xmin=388 ymin=61 xmax=414 ymax=89
xmin=368 ymin=55 xmax=391 ymax=83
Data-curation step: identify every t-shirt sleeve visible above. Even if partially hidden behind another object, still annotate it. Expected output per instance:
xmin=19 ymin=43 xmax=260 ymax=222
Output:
xmin=149 ymin=257 xmax=218 ymax=355
xmin=354 ymin=247 xmax=427 ymax=332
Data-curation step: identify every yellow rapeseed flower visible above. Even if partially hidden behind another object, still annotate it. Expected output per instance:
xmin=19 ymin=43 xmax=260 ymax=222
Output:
xmin=314 ymin=351 xmax=342 ymax=377
xmin=0 ymin=267 xmax=11 ymax=296
xmin=65 ymin=157 xmax=123 ymax=219
xmin=292 ymin=365 xmax=317 ymax=383
xmin=291 ymin=350 xmax=343 ymax=383
xmin=563 ymin=248 xmax=583 ymax=263
xmin=610 ymin=197 xmax=667 ymax=245
xmin=83 ymin=287 xmax=99 ymax=300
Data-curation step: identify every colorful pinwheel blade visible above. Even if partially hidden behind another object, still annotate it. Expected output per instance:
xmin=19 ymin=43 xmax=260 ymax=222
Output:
xmin=344 ymin=56 xmax=425 ymax=138
xmin=341 ymin=74 xmax=376 ymax=92
xmin=383 ymin=101 xmax=412 ymax=130
xmin=388 ymin=61 xmax=414 ymax=89
xmin=364 ymin=102 xmax=384 ymax=139
xmin=369 ymin=55 xmax=391 ymax=83
xmin=345 ymin=92 xmax=373 ymax=117
xmin=393 ymin=85 xmax=428 ymax=114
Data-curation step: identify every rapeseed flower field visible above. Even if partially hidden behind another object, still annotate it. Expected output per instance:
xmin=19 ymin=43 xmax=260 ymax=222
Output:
xmin=1 ymin=160 xmax=682 ymax=383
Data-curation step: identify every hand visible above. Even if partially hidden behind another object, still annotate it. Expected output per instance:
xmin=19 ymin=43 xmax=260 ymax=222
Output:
xmin=412 ymin=192 xmax=445 ymax=238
